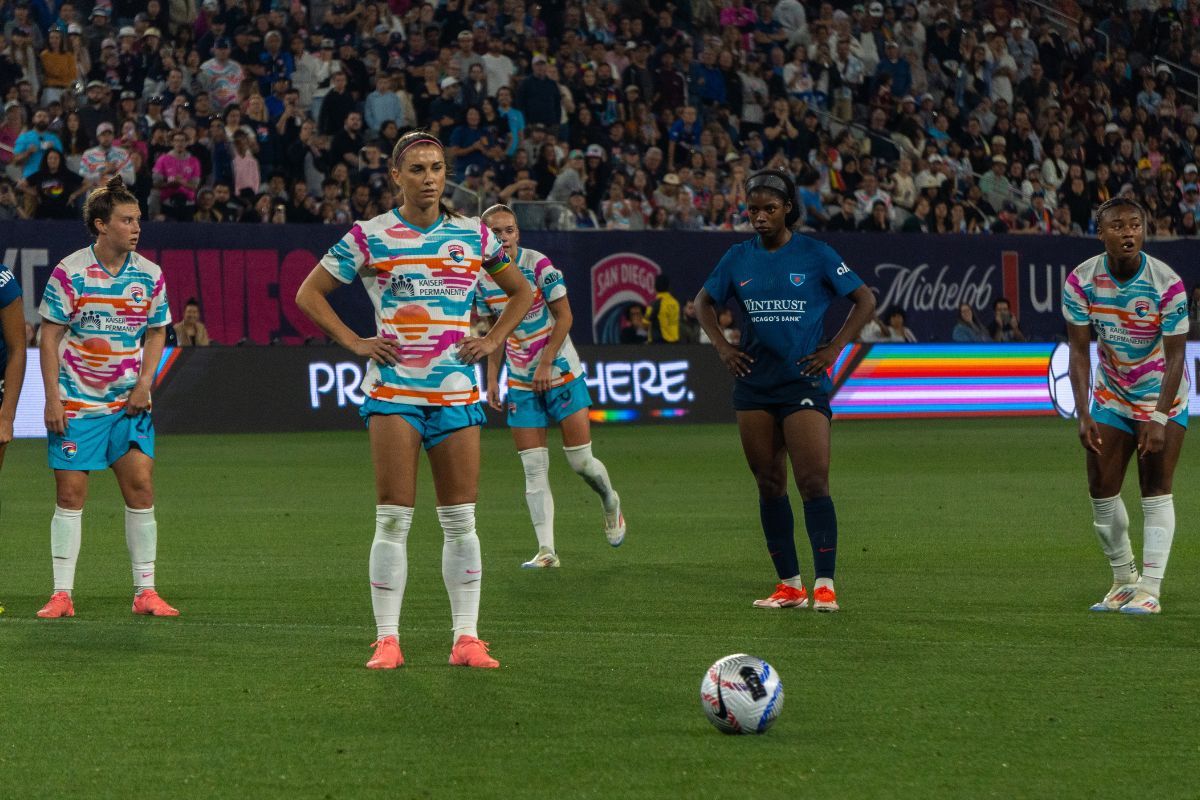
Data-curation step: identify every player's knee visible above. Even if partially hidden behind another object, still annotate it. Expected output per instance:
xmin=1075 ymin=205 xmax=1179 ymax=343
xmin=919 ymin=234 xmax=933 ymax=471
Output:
xmin=56 ymin=492 xmax=85 ymax=511
xmin=794 ymin=473 xmax=829 ymax=501
xmin=751 ymin=470 xmax=787 ymax=498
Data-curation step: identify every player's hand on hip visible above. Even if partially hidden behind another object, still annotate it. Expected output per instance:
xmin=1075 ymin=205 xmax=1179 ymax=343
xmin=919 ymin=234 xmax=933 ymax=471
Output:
xmin=1137 ymin=420 xmax=1166 ymax=458
xmin=0 ymin=418 xmax=12 ymax=446
xmin=717 ymin=343 xmax=753 ymax=377
xmin=457 ymin=335 xmax=497 ymax=364
xmin=798 ymin=344 xmax=839 ymax=377
xmin=44 ymin=398 xmax=67 ymax=436
xmin=351 ymin=336 xmax=401 ymax=366
xmin=1077 ymin=415 xmax=1102 ymax=454
xmin=126 ymin=384 xmax=152 ymax=416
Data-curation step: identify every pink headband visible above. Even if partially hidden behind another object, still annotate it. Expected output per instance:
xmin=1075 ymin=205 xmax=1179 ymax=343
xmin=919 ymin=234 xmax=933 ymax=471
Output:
xmin=396 ymin=137 xmax=443 ymax=160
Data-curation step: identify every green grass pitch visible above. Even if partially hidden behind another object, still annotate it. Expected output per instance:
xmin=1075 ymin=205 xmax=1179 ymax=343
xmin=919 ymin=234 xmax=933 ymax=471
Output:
xmin=1 ymin=419 xmax=1198 ymax=798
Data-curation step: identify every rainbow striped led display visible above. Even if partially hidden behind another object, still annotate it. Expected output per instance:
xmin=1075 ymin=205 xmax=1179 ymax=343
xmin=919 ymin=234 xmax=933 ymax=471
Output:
xmin=831 ymin=343 xmax=1057 ymax=419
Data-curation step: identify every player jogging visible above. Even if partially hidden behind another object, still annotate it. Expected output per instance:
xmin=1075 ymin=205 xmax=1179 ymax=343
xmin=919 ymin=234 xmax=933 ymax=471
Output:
xmin=476 ymin=204 xmax=625 ymax=569
xmin=1063 ymin=197 xmax=1188 ymax=615
xmin=1 ymin=262 xmax=25 ymax=473
xmin=36 ymin=176 xmax=179 ymax=619
xmin=695 ymin=169 xmax=875 ymax=613
xmin=296 ymin=130 xmax=533 ymax=670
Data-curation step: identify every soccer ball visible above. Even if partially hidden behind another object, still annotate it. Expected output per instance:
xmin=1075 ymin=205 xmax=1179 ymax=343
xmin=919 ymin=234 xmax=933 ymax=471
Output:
xmin=700 ymin=654 xmax=784 ymax=734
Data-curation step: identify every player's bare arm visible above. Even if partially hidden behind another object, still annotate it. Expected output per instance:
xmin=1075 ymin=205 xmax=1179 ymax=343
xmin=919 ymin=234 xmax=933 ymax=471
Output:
xmin=695 ymin=287 xmax=752 ymax=377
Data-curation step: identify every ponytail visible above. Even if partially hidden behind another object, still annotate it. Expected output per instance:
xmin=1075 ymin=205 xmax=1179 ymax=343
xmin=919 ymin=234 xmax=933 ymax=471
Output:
xmin=83 ymin=175 xmax=138 ymax=236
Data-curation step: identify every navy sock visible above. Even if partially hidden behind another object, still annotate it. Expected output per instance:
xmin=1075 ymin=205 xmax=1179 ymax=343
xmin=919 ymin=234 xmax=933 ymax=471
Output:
xmin=803 ymin=496 xmax=838 ymax=579
xmin=759 ymin=495 xmax=800 ymax=581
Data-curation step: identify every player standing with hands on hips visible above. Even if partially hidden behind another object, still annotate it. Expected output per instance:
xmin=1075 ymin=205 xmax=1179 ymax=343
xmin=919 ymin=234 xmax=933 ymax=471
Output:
xmin=36 ymin=176 xmax=179 ymax=619
xmin=476 ymin=204 xmax=625 ymax=569
xmin=1063 ymin=197 xmax=1188 ymax=615
xmin=296 ymin=131 xmax=532 ymax=669
xmin=695 ymin=169 xmax=875 ymax=613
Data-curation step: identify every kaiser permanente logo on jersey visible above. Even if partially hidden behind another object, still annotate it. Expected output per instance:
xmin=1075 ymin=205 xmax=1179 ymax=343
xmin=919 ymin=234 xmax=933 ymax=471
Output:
xmin=590 ymin=252 xmax=662 ymax=344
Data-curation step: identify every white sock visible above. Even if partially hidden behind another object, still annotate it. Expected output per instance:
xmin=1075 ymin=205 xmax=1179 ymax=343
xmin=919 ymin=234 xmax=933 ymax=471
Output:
xmin=51 ymin=506 xmax=82 ymax=595
xmin=1090 ymin=495 xmax=1137 ymax=584
xmin=519 ymin=447 xmax=555 ymax=552
xmin=563 ymin=442 xmax=617 ymax=512
xmin=1139 ymin=494 xmax=1175 ymax=597
xmin=369 ymin=505 xmax=413 ymax=639
xmin=782 ymin=575 xmax=805 ymax=590
xmin=439 ymin=503 xmax=481 ymax=641
xmin=125 ymin=506 xmax=158 ymax=593
xmin=814 ymin=577 xmax=835 ymax=592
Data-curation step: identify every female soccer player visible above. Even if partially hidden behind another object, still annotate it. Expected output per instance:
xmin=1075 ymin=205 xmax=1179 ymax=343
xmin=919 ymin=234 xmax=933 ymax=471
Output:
xmin=1064 ymin=197 xmax=1188 ymax=615
xmin=695 ymin=169 xmax=876 ymax=613
xmin=476 ymin=204 xmax=625 ymax=569
xmin=36 ymin=176 xmax=179 ymax=619
xmin=1 ymin=262 xmax=25 ymax=472
xmin=295 ymin=131 xmax=533 ymax=669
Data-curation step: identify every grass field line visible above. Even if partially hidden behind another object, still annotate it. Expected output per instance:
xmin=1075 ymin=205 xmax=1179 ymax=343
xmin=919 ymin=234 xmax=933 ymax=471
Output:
xmin=1 ymin=615 xmax=1193 ymax=652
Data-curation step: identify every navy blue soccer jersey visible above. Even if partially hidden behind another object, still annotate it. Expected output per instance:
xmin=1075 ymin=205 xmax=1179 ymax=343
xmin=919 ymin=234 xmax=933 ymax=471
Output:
xmin=0 ymin=264 xmax=21 ymax=376
xmin=702 ymin=234 xmax=863 ymax=395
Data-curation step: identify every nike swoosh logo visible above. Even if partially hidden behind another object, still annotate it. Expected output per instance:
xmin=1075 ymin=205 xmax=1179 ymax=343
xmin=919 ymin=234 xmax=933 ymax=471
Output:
xmin=466 ymin=569 xmax=481 ymax=574
xmin=739 ymin=279 xmax=753 ymax=287
xmin=715 ymin=679 xmax=729 ymax=720
xmin=818 ymin=547 xmax=835 ymax=553
xmin=141 ymin=572 xmax=153 ymax=578
xmin=370 ymin=581 xmax=389 ymax=588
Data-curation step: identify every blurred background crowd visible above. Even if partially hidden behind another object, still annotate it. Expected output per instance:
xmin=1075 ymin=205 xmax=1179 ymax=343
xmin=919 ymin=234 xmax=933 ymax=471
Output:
xmin=0 ymin=0 xmax=1197 ymax=236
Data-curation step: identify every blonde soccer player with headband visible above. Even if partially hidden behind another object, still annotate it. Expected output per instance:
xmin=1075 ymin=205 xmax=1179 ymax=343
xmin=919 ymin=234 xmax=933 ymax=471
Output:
xmin=296 ymin=130 xmax=532 ymax=669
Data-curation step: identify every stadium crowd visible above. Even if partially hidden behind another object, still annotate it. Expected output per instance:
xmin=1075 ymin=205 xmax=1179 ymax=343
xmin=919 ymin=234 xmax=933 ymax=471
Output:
xmin=0 ymin=0 xmax=1198 ymax=236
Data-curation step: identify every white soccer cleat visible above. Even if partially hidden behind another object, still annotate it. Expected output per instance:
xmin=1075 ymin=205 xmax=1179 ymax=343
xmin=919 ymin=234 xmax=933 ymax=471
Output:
xmin=521 ymin=547 xmax=560 ymax=569
xmin=603 ymin=492 xmax=625 ymax=547
xmin=1089 ymin=582 xmax=1139 ymax=612
xmin=1118 ymin=589 xmax=1161 ymax=615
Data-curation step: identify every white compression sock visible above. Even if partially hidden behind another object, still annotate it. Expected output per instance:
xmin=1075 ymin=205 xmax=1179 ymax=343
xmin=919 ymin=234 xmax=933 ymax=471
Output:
xmin=519 ymin=447 xmax=555 ymax=552
xmin=125 ymin=506 xmax=158 ymax=593
xmin=369 ymin=505 xmax=413 ymax=639
xmin=1139 ymin=494 xmax=1175 ymax=597
xmin=439 ymin=503 xmax=481 ymax=641
xmin=51 ymin=506 xmax=82 ymax=595
xmin=563 ymin=443 xmax=617 ymax=513
xmin=1090 ymin=495 xmax=1137 ymax=584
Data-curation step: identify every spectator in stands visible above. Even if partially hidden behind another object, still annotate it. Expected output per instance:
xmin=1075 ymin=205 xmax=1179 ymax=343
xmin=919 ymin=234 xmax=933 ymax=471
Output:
xmin=516 ymin=55 xmax=561 ymax=131
xmin=951 ymin=303 xmax=989 ymax=342
xmin=79 ymin=122 xmax=134 ymax=188
xmin=154 ymin=129 xmax=201 ymax=221
xmin=645 ymin=274 xmax=680 ymax=344
xmin=861 ymin=306 xmax=917 ymax=343
xmin=20 ymin=148 xmax=85 ymax=219
xmin=174 ymin=298 xmax=211 ymax=346
xmin=199 ymin=37 xmax=243 ymax=112
xmin=858 ymin=200 xmax=892 ymax=232
xmin=619 ymin=304 xmax=648 ymax=344
xmin=12 ymin=107 xmax=62 ymax=180
xmin=989 ymin=297 xmax=1025 ymax=342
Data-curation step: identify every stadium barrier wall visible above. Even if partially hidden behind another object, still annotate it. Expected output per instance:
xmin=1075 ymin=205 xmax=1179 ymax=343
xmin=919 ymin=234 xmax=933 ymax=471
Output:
xmin=8 ymin=221 xmax=1200 ymax=346
xmin=12 ymin=342 xmax=1200 ymax=437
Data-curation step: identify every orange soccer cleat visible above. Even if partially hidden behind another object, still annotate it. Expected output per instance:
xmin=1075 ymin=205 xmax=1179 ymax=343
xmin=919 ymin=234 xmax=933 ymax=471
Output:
xmin=36 ymin=591 xmax=75 ymax=618
xmin=449 ymin=635 xmax=499 ymax=668
xmin=366 ymin=636 xmax=404 ymax=669
xmin=132 ymin=589 xmax=180 ymax=617
xmin=752 ymin=583 xmax=809 ymax=609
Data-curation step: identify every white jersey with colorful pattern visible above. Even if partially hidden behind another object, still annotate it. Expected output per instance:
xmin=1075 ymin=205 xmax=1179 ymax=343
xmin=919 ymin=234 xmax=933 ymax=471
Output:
xmin=1062 ymin=252 xmax=1190 ymax=420
xmin=321 ymin=209 xmax=508 ymax=407
xmin=38 ymin=246 xmax=171 ymax=419
xmin=474 ymin=247 xmax=582 ymax=391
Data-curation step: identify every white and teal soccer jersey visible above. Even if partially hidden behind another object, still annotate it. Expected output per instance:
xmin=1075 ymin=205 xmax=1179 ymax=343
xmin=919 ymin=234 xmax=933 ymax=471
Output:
xmin=473 ymin=247 xmax=582 ymax=391
xmin=321 ymin=210 xmax=508 ymax=407
xmin=0 ymin=264 xmax=21 ymax=382
xmin=1063 ymin=252 xmax=1190 ymax=421
xmin=703 ymin=233 xmax=863 ymax=396
xmin=38 ymin=247 xmax=171 ymax=419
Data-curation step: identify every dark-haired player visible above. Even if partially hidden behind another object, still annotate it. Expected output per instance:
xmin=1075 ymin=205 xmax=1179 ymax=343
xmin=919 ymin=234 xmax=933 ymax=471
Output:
xmin=296 ymin=130 xmax=532 ymax=669
xmin=695 ymin=169 xmax=876 ymax=613
xmin=36 ymin=176 xmax=179 ymax=619
xmin=1064 ymin=197 xmax=1188 ymax=615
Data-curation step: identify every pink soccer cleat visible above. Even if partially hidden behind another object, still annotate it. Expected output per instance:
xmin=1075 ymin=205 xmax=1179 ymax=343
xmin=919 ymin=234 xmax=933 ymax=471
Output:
xmin=449 ymin=635 xmax=499 ymax=668
xmin=132 ymin=589 xmax=180 ymax=617
xmin=366 ymin=636 xmax=404 ymax=669
xmin=36 ymin=591 xmax=75 ymax=618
